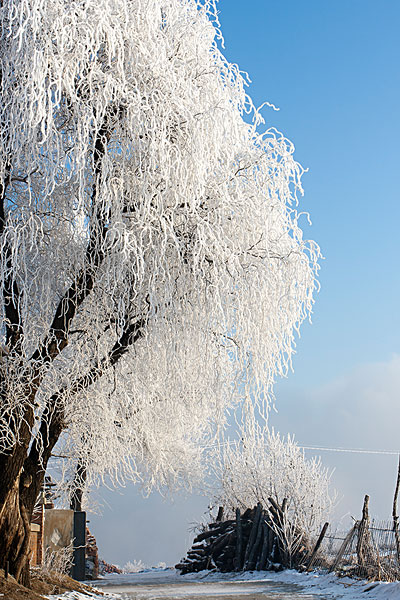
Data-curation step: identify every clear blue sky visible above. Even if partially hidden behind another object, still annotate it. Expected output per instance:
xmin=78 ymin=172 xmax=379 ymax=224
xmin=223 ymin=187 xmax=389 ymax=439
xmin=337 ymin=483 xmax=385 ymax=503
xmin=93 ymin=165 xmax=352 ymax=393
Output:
xmin=218 ymin=0 xmax=400 ymax=384
xmin=90 ymin=0 xmax=400 ymax=567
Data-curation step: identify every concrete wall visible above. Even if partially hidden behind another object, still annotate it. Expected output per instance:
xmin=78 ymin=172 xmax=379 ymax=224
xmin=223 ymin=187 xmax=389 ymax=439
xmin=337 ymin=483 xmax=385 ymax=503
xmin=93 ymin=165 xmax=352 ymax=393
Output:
xmin=43 ymin=509 xmax=74 ymax=554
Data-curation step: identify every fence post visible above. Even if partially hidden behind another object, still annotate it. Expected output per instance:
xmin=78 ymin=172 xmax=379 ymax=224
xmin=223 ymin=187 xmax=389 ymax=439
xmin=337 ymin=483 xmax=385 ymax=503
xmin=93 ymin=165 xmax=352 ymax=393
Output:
xmin=356 ymin=494 xmax=372 ymax=572
xmin=305 ymin=522 xmax=329 ymax=571
xmin=392 ymin=455 xmax=400 ymax=563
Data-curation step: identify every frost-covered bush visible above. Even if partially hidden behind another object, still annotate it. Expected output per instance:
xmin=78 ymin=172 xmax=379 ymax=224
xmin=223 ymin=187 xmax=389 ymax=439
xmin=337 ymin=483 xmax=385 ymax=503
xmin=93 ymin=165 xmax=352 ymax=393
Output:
xmin=122 ymin=559 xmax=146 ymax=573
xmin=213 ymin=427 xmax=334 ymax=549
xmin=41 ymin=543 xmax=74 ymax=579
xmin=122 ymin=560 xmax=167 ymax=572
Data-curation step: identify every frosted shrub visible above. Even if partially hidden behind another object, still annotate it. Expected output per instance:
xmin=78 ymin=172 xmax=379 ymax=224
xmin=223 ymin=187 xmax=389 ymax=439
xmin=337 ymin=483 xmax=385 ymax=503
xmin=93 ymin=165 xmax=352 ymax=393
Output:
xmin=213 ymin=427 xmax=334 ymax=557
xmin=41 ymin=543 xmax=74 ymax=579
xmin=123 ymin=559 xmax=146 ymax=573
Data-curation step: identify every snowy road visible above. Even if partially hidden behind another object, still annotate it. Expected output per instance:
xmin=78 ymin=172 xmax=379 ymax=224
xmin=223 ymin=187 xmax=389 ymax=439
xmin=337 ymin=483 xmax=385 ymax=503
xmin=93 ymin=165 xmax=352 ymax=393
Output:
xmin=89 ymin=569 xmax=400 ymax=600
xmin=94 ymin=572 xmax=331 ymax=600
xmin=95 ymin=579 xmax=329 ymax=600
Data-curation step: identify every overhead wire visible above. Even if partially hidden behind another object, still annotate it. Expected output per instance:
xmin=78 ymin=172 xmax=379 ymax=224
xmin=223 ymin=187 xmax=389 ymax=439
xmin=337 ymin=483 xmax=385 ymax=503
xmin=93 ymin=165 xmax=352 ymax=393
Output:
xmin=299 ymin=445 xmax=400 ymax=456
xmin=204 ymin=440 xmax=400 ymax=456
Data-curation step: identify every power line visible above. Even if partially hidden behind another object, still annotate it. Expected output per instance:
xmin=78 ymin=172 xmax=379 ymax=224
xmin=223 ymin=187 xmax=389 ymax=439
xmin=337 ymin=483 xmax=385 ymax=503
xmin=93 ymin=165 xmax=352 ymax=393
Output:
xmin=205 ymin=440 xmax=400 ymax=456
xmin=299 ymin=445 xmax=400 ymax=456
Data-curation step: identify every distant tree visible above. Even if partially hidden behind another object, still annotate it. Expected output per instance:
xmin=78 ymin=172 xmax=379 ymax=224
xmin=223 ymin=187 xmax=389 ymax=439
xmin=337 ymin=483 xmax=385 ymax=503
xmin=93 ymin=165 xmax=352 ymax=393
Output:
xmin=0 ymin=0 xmax=319 ymax=582
xmin=212 ymin=427 xmax=334 ymax=560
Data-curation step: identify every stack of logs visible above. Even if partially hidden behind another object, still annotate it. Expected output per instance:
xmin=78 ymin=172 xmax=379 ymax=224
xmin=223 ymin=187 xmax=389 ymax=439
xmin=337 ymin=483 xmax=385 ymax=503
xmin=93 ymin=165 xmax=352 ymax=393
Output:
xmin=176 ymin=500 xmax=312 ymax=575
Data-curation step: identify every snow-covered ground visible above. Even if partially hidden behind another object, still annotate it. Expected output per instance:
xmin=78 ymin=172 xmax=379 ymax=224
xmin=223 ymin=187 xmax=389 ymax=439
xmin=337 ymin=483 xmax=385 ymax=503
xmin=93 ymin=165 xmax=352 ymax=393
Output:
xmin=47 ymin=568 xmax=400 ymax=600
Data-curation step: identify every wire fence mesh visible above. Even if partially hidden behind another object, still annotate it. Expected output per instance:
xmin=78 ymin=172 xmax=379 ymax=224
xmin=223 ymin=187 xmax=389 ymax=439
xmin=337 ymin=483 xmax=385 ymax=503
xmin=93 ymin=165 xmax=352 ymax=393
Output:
xmin=309 ymin=519 xmax=400 ymax=581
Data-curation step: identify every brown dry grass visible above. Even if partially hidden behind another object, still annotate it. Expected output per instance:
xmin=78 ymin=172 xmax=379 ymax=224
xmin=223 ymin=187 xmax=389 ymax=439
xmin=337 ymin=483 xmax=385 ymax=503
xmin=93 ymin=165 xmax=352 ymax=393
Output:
xmin=0 ymin=568 xmax=104 ymax=600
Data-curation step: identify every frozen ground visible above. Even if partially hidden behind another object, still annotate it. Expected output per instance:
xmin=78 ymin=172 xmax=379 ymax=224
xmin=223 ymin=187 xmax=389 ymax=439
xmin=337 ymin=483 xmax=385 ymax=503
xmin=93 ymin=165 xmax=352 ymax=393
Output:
xmin=47 ymin=568 xmax=400 ymax=600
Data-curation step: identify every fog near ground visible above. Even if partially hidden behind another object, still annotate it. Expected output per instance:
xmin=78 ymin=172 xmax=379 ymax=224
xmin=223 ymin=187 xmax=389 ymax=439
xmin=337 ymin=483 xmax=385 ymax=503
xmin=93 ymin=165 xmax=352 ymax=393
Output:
xmin=89 ymin=355 xmax=400 ymax=567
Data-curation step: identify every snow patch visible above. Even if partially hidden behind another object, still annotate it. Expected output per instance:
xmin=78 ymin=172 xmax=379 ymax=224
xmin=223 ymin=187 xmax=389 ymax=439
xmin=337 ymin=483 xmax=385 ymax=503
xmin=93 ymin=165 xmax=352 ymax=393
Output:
xmin=47 ymin=591 xmax=117 ymax=600
xmin=48 ymin=569 xmax=400 ymax=600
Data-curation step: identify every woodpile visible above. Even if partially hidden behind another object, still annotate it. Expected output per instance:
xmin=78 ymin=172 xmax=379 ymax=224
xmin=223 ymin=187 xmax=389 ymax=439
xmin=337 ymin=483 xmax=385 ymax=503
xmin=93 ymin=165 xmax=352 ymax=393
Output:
xmin=176 ymin=500 xmax=312 ymax=574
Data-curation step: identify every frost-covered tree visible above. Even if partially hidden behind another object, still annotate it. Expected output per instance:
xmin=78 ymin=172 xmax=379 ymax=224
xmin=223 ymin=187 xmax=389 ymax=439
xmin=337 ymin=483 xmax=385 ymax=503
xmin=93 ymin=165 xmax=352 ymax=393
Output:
xmin=0 ymin=0 xmax=319 ymax=582
xmin=212 ymin=427 xmax=334 ymax=560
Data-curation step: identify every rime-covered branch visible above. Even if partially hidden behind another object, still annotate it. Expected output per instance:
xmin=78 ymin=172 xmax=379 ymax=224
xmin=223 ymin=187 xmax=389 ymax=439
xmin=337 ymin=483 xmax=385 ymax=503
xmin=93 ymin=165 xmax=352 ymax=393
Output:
xmin=30 ymin=105 xmax=123 ymax=370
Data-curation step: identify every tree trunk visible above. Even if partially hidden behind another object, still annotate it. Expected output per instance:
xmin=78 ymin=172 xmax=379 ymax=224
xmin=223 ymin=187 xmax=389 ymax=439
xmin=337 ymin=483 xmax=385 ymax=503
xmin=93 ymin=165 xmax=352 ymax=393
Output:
xmin=0 ymin=412 xmax=60 ymax=584
xmin=0 ymin=467 xmax=48 ymax=585
xmin=0 ymin=100 xmax=125 ymax=586
xmin=0 ymin=476 xmax=30 ymax=583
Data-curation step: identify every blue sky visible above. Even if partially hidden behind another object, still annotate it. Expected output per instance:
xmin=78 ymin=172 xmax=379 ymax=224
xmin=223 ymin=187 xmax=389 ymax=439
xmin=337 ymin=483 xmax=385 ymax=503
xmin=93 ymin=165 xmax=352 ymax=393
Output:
xmin=217 ymin=0 xmax=400 ymax=385
xmin=90 ymin=1 xmax=400 ymax=567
